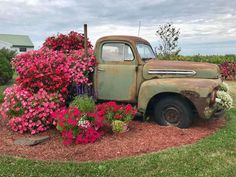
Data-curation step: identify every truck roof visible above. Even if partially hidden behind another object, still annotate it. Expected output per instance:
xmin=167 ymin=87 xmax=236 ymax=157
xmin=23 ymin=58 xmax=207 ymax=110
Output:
xmin=96 ymin=35 xmax=150 ymax=45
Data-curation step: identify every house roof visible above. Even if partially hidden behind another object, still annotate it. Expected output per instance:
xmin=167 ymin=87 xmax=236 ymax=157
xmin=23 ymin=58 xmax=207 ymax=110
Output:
xmin=0 ymin=34 xmax=34 ymax=47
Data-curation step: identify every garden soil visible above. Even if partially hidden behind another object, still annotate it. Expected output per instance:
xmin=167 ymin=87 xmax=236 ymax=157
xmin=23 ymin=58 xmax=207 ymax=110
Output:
xmin=0 ymin=117 xmax=225 ymax=162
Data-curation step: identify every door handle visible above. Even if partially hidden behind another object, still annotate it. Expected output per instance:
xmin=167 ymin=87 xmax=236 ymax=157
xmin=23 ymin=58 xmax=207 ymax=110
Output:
xmin=98 ymin=67 xmax=105 ymax=71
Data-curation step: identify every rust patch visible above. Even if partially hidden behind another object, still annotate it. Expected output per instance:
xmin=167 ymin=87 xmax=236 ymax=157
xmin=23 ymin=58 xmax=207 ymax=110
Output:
xmin=181 ymin=90 xmax=200 ymax=99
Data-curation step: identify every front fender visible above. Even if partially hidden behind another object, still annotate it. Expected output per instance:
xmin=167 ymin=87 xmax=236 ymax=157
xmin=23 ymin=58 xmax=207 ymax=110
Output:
xmin=138 ymin=78 xmax=222 ymax=113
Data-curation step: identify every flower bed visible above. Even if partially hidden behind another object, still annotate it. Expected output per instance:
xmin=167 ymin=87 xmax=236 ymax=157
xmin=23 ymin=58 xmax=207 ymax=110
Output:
xmin=52 ymin=107 xmax=104 ymax=145
xmin=1 ymin=31 xmax=97 ymax=141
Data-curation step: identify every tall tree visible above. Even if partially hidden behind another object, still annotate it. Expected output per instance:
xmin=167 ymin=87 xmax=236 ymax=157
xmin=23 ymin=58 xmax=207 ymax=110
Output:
xmin=156 ymin=23 xmax=181 ymax=56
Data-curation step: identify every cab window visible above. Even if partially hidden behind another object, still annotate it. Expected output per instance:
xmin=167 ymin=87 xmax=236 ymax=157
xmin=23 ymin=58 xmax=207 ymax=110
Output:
xmin=102 ymin=43 xmax=134 ymax=61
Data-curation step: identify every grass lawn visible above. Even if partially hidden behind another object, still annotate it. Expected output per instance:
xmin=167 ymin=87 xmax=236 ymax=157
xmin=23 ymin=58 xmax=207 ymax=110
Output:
xmin=0 ymin=81 xmax=235 ymax=177
xmin=226 ymin=81 xmax=236 ymax=107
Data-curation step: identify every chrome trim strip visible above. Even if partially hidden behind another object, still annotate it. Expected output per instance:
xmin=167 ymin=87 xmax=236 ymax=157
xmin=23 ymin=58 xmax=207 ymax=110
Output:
xmin=148 ymin=69 xmax=196 ymax=76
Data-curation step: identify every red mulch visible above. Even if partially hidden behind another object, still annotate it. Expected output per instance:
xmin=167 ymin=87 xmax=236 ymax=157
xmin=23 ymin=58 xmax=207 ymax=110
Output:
xmin=0 ymin=117 xmax=225 ymax=162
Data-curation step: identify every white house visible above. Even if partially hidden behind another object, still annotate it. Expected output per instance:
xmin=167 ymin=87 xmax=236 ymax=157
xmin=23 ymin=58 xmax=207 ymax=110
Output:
xmin=0 ymin=34 xmax=34 ymax=53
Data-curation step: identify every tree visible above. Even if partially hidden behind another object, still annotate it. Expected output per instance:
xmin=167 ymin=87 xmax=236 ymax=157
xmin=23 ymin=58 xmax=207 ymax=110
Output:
xmin=156 ymin=23 xmax=181 ymax=57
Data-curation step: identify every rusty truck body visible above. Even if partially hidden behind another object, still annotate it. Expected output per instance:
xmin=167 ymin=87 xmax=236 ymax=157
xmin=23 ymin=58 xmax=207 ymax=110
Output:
xmin=93 ymin=35 xmax=223 ymax=128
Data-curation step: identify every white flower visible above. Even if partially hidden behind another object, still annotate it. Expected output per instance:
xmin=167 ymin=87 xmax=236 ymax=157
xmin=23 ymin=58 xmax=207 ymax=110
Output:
xmin=216 ymin=91 xmax=233 ymax=110
xmin=78 ymin=120 xmax=90 ymax=128
xmin=219 ymin=82 xmax=229 ymax=92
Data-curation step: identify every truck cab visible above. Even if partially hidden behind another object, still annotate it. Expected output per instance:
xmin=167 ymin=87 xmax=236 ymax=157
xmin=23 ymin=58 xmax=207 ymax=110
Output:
xmin=94 ymin=35 xmax=223 ymax=128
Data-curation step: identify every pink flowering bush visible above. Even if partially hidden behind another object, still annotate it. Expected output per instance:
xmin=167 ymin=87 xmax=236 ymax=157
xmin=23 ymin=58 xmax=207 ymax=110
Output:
xmin=219 ymin=62 xmax=236 ymax=80
xmin=42 ymin=31 xmax=92 ymax=53
xmin=52 ymin=107 xmax=104 ymax=145
xmin=0 ymin=85 xmax=64 ymax=134
xmin=13 ymin=48 xmax=96 ymax=95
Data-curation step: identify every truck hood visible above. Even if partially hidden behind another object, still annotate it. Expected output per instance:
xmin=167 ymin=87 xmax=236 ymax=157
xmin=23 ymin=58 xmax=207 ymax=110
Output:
xmin=143 ymin=59 xmax=220 ymax=79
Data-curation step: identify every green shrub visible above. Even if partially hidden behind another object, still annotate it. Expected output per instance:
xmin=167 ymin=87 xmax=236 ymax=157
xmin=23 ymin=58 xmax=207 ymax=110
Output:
xmin=69 ymin=95 xmax=95 ymax=112
xmin=0 ymin=92 xmax=4 ymax=103
xmin=0 ymin=56 xmax=13 ymax=85
xmin=0 ymin=48 xmax=17 ymax=62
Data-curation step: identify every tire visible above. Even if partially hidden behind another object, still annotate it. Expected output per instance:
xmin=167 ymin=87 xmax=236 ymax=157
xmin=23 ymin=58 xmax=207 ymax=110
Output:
xmin=154 ymin=96 xmax=193 ymax=128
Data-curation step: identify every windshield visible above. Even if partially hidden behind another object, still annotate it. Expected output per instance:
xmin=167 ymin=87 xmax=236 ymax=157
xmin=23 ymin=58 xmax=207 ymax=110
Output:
xmin=136 ymin=43 xmax=156 ymax=60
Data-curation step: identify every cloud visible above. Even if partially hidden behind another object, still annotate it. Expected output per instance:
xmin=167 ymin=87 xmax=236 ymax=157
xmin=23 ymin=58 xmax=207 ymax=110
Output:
xmin=0 ymin=0 xmax=235 ymax=54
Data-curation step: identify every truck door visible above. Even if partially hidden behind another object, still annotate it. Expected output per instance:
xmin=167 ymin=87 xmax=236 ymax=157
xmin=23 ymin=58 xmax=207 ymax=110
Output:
xmin=96 ymin=42 xmax=137 ymax=102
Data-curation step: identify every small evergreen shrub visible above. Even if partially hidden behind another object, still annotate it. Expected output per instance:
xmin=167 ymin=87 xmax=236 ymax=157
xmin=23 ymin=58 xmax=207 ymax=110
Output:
xmin=0 ymin=56 xmax=13 ymax=85
xmin=0 ymin=48 xmax=17 ymax=62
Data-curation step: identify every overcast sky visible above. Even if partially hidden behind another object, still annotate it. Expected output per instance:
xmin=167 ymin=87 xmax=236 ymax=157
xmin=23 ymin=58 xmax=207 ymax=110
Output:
xmin=0 ymin=0 xmax=236 ymax=55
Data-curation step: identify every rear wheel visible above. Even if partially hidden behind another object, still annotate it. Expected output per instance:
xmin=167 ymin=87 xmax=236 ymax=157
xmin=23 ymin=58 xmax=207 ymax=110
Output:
xmin=154 ymin=97 xmax=193 ymax=128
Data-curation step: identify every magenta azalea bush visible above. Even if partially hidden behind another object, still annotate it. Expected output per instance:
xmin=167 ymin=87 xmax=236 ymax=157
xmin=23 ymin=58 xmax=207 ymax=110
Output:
xmin=13 ymin=48 xmax=95 ymax=95
xmin=0 ymin=85 xmax=64 ymax=134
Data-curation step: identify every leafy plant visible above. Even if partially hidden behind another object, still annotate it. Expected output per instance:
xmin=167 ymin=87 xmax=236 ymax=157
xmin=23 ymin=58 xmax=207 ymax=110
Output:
xmin=69 ymin=95 xmax=95 ymax=112
xmin=111 ymin=120 xmax=128 ymax=133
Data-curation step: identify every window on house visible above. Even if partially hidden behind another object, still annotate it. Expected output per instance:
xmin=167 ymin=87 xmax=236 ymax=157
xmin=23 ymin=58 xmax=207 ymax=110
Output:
xmin=19 ymin=47 xmax=27 ymax=52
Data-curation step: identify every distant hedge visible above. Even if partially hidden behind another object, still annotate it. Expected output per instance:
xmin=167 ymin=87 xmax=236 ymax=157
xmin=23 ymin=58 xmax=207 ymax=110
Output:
xmin=158 ymin=54 xmax=236 ymax=64
xmin=158 ymin=54 xmax=236 ymax=80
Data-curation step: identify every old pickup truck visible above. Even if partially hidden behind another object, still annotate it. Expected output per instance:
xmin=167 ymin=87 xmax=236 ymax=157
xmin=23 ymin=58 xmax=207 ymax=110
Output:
xmin=91 ymin=35 xmax=223 ymax=128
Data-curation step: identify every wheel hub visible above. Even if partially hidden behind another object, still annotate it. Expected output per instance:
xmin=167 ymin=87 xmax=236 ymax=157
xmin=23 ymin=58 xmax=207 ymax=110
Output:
xmin=162 ymin=107 xmax=181 ymax=125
